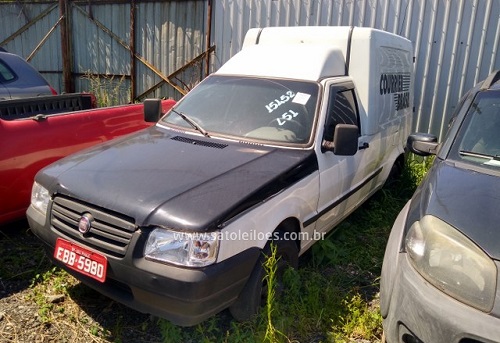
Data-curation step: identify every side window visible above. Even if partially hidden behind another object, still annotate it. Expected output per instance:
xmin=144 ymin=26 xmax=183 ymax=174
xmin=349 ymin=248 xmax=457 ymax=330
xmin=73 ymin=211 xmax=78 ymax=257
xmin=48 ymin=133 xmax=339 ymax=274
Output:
xmin=323 ymin=88 xmax=359 ymax=141
xmin=0 ymin=59 xmax=16 ymax=83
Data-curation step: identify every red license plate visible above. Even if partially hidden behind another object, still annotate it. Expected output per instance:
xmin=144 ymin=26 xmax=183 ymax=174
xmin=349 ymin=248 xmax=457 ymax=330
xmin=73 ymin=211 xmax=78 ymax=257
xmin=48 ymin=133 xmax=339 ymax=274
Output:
xmin=54 ymin=238 xmax=107 ymax=283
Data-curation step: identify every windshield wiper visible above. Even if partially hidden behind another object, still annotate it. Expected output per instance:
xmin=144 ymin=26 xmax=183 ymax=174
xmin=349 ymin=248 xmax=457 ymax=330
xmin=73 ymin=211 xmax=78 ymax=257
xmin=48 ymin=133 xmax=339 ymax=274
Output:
xmin=459 ymin=150 xmax=500 ymax=161
xmin=170 ymin=109 xmax=210 ymax=138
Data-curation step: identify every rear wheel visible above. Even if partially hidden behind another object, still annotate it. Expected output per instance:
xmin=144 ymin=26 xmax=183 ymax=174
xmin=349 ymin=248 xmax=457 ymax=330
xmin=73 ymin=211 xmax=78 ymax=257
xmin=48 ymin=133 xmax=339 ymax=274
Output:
xmin=229 ymin=231 xmax=298 ymax=321
xmin=387 ymin=155 xmax=405 ymax=185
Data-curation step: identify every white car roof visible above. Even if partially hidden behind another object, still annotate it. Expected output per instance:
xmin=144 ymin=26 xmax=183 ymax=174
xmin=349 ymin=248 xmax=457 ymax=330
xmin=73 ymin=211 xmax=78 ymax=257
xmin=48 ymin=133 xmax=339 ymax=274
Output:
xmin=215 ymin=44 xmax=346 ymax=81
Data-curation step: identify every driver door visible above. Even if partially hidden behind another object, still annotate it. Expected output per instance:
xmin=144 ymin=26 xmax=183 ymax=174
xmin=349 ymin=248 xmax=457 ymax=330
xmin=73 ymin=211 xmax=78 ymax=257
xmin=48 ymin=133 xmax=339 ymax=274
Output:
xmin=314 ymin=80 xmax=380 ymax=233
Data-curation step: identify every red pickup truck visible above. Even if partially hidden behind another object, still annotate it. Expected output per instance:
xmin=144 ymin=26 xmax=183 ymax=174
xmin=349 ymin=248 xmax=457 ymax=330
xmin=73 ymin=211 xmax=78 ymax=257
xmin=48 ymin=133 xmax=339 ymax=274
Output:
xmin=0 ymin=93 xmax=175 ymax=225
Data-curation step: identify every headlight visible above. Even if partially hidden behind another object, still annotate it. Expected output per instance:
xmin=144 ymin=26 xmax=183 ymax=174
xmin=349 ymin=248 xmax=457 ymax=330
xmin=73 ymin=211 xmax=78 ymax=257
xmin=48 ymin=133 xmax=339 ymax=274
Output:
xmin=31 ymin=182 xmax=50 ymax=215
xmin=144 ymin=229 xmax=219 ymax=267
xmin=406 ymin=215 xmax=497 ymax=312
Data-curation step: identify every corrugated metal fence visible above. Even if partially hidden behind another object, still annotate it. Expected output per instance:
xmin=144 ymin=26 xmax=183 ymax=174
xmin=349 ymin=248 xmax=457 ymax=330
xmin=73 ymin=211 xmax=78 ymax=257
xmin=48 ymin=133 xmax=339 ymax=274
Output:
xmin=0 ymin=0 xmax=209 ymax=104
xmin=1 ymin=0 xmax=499 ymax=139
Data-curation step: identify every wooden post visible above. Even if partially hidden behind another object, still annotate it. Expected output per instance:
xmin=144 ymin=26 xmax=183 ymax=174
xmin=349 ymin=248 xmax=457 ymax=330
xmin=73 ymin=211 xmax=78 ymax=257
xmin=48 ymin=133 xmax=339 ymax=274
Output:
xmin=130 ymin=0 xmax=136 ymax=102
xmin=205 ymin=0 xmax=212 ymax=78
xmin=60 ymin=0 xmax=74 ymax=93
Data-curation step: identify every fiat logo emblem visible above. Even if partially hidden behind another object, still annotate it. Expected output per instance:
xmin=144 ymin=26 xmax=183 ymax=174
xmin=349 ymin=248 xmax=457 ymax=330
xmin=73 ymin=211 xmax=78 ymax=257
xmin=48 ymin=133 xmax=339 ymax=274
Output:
xmin=78 ymin=213 xmax=93 ymax=234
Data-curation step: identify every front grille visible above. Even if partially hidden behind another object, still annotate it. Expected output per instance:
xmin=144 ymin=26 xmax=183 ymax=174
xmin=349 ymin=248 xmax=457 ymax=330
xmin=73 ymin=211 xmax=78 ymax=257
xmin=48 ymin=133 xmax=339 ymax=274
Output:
xmin=51 ymin=196 xmax=137 ymax=258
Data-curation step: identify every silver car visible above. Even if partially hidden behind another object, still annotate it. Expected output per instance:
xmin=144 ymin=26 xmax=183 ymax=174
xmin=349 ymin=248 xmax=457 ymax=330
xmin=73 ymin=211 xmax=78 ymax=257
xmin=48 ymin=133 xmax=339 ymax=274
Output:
xmin=0 ymin=50 xmax=56 ymax=101
xmin=381 ymin=69 xmax=500 ymax=343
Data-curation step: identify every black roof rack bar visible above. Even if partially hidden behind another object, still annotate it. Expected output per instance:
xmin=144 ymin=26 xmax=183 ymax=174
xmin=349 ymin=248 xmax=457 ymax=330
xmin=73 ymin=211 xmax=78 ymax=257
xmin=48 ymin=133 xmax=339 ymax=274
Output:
xmin=480 ymin=69 xmax=500 ymax=90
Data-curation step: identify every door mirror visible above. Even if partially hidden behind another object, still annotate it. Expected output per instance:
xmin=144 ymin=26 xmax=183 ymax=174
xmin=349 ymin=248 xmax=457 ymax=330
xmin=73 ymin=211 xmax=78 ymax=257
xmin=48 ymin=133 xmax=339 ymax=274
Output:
xmin=407 ymin=133 xmax=439 ymax=156
xmin=144 ymin=99 xmax=162 ymax=123
xmin=322 ymin=124 xmax=359 ymax=156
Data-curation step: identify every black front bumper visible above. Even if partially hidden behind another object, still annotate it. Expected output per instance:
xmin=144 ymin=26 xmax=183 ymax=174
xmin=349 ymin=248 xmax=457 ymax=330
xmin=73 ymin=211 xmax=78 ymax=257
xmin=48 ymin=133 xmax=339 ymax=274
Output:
xmin=27 ymin=205 xmax=260 ymax=326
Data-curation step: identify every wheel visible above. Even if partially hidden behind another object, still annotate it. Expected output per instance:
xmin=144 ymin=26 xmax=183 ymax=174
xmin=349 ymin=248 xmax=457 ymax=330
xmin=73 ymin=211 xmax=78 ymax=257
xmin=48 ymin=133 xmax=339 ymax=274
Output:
xmin=387 ymin=156 xmax=405 ymax=185
xmin=229 ymin=231 xmax=298 ymax=321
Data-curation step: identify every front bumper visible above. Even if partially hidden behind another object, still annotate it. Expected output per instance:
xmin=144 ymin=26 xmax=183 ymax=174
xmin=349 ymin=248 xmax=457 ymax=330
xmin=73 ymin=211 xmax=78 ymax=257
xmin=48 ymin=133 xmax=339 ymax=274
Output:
xmin=380 ymin=204 xmax=500 ymax=343
xmin=27 ymin=204 xmax=259 ymax=327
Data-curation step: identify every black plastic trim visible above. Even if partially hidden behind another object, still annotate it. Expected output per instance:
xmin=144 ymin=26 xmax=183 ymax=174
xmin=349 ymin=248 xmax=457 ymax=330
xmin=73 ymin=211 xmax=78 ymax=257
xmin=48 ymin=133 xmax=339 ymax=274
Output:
xmin=303 ymin=166 xmax=383 ymax=227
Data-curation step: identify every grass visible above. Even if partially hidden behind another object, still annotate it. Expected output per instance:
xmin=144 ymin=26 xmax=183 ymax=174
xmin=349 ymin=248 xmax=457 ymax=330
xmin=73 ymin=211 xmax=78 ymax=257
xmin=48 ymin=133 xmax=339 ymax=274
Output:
xmin=0 ymin=156 xmax=432 ymax=342
xmin=82 ymin=71 xmax=129 ymax=107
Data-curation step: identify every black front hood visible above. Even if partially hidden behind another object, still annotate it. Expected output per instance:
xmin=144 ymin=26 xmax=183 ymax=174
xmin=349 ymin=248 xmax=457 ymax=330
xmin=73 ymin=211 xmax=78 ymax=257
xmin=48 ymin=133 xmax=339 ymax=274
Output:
xmin=409 ymin=159 xmax=500 ymax=259
xmin=39 ymin=126 xmax=317 ymax=231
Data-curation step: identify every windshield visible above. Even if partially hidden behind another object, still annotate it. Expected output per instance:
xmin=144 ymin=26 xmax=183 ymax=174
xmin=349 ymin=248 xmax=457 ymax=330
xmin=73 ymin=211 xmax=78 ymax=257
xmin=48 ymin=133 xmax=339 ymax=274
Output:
xmin=449 ymin=91 xmax=500 ymax=170
xmin=161 ymin=75 xmax=319 ymax=145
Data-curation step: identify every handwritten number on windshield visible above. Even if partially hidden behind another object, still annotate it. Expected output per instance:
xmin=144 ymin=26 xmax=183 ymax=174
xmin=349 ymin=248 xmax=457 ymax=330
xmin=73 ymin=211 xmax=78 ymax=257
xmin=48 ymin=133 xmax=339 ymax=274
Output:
xmin=265 ymin=91 xmax=296 ymax=113
xmin=276 ymin=110 xmax=299 ymax=126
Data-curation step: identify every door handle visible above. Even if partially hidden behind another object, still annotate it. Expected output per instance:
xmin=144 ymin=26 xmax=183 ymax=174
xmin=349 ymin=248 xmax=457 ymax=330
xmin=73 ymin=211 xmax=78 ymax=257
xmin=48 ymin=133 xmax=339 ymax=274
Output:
xmin=358 ymin=142 xmax=369 ymax=150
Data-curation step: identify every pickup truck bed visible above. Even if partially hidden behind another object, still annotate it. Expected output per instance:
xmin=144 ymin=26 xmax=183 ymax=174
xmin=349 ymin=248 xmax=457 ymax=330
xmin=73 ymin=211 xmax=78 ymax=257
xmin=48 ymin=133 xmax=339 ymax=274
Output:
xmin=0 ymin=96 xmax=175 ymax=225
xmin=0 ymin=93 xmax=95 ymax=119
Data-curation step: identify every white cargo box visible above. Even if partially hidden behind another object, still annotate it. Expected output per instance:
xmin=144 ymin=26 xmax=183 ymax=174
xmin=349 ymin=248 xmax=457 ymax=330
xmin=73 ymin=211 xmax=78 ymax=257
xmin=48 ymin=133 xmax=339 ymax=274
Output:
xmin=218 ymin=26 xmax=413 ymax=136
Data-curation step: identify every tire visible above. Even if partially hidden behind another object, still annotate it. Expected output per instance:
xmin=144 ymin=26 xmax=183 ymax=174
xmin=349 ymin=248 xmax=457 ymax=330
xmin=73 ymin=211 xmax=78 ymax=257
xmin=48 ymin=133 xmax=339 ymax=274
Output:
xmin=387 ymin=155 xmax=405 ymax=185
xmin=229 ymin=231 xmax=298 ymax=321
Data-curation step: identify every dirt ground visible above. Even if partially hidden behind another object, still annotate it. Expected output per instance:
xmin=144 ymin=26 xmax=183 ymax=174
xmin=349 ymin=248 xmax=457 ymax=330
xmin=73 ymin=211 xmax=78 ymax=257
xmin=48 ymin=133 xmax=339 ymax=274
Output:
xmin=0 ymin=219 xmax=165 ymax=343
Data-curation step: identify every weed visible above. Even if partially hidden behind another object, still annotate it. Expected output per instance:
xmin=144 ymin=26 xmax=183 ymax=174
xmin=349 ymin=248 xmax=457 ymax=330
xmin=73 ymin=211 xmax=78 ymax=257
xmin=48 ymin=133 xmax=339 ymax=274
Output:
xmin=0 ymin=229 xmax=48 ymax=282
xmin=194 ymin=316 xmax=222 ymax=343
xmin=224 ymin=321 xmax=260 ymax=342
xmin=282 ymin=267 xmax=301 ymax=300
xmin=112 ymin=315 xmax=124 ymax=340
xmin=90 ymin=324 xmax=101 ymax=336
xmin=329 ymin=293 xmax=383 ymax=342
xmin=311 ymin=233 xmax=350 ymax=268
xmin=29 ymin=267 xmax=68 ymax=323
xmin=158 ymin=318 xmax=184 ymax=342
xmin=402 ymin=155 xmax=434 ymax=192
xmin=262 ymin=243 xmax=288 ymax=343
xmin=82 ymin=71 xmax=128 ymax=107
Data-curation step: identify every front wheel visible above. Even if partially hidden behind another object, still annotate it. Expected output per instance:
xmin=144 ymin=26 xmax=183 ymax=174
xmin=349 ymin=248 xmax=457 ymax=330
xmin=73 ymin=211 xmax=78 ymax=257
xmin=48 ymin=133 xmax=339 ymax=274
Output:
xmin=229 ymin=231 xmax=298 ymax=321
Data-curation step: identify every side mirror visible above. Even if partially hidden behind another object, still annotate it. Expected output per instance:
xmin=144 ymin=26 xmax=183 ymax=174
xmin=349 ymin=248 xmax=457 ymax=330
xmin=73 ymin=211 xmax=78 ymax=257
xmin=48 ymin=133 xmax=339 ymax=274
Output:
xmin=407 ymin=133 xmax=439 ymax=156
xmin=144 ymin=98 xmax=162 ymax=123
xmin=322 ymin=124 xmax=359 ymax=156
